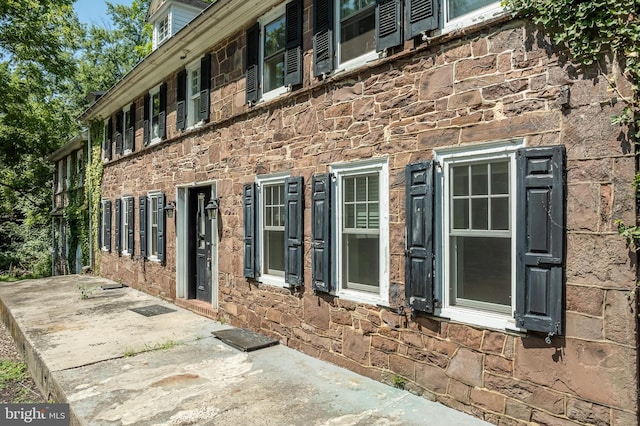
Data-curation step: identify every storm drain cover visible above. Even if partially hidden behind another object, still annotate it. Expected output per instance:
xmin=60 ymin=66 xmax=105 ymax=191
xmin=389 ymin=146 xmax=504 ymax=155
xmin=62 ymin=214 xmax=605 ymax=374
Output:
xmin=130 ymin=304 xmax=176 ymax=317
xmin=213 ymin=328 xmax=278 ymax=352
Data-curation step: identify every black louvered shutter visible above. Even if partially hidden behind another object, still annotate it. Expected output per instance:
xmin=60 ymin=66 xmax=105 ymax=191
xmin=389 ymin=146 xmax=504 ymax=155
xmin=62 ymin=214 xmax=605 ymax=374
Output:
xmin=405 ymin=161 xmax=435 ymax=313
xmin=115 ymin=199 xmax=122 ymax=255
xmin=139 ymin=196 xmax=147 ymax=258
xmin=127 ymin=198 xmax=135 ymax=254
xmin=285 ymin=176 xmax=304 ymax=286
xmin=377 ymin=0 xmax=403 ymax=51
xmin=515 ymin=145 xmax=565 ymax=337
xmin=157 ymin=193 xmax=166 ymax=264
xmin=245 ymin=23 xmax=260 ymax=104
xmin=200 ymin=54 xmax=211 ymax=122
xmin=128 ymin=102 xmax=136 ymax=152
xmin=143 ymin=94 xmax=150 ymax=146
xmin=284 ymin=0 xmax=303 ymax=87
xmin=405 ymin=0 xmax=438 ymax=39
xmin=176 ymin=70 xmax=186 ymax=131
xmin=105 ymin=117 xmax=113 ymax=160
xmin=313 ymin=0 xmax=334 ymax=77
xmin=159 ymin=83 xmax=167 ymax=139
xmin=311 ymin=174 xmax=332 ymax=292
xmin=243 ymin=183 xmax=257 ymax=278
xmin=105 ymin=200 xmax=112 ymax=252
xmin=115 ymin=112 xmax=123 ymax=155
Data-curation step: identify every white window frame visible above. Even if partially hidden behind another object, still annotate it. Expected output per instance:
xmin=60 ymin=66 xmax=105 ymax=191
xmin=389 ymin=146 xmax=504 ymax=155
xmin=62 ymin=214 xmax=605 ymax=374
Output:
xmin=331 ymin=158 xmax=389 ymax=306
xmin=102 ymin=119 xmax=110 ymax=161
xmin=442 ymin=1 xmax=504 ymax=34
xmin=123 ymin=104 xmax=132 ymax=154
xmin=256 ymin=172 xmax=290 ymax=287
xmin=148 ymin=192 xmax=162 ymax=261
xmin=149 ymin=86 xmax=161 ymax=145
xmin=259 ymin=6 xmax=288 ymax=102
xmin=121 ymin=196 xmax=133 ymax=256
xmin=56 ymin=160 xmax=64 ymax=193
xmin=334 ymin=0 xmax=379 ymax=72
xmin=434 ymin=139 xmax=523 ymax=331
xmin=186 ymin=59 xmax=203 ymax=128
xmin=156 ymin=13 xmax=170 ymax=46
xmin=65 ymin=155 xmax=72 ymax=189
xmin=101 ymin=199 xmax=110 ymax=252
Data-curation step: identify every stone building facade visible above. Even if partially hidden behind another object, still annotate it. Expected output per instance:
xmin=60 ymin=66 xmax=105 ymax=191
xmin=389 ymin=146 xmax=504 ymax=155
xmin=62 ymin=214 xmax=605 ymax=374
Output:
xmin=82 ymin=0 xmax=639 ymax=424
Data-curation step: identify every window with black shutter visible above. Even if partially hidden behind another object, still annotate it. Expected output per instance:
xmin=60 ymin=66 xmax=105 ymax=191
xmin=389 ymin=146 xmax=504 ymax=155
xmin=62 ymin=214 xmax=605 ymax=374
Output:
xmin=405 ymin=142 xmax=565 ymax=337
xmin=143 ymin=93 xmax=150 ymax=146
xmin=115 ymin=112 xmax=123 ymax=155
xmin=127 ymin=197 xmax=135 ymax=254
xmin=199 ymin=54 xmax=211 ymax=122
xmin=311 ymin=174 xmax=332 ymax=293
xmin=284 ymin=0 xmax=303 ymax=87
xmin=245 ymin=23 xmax=260 ymax=104
xmin=139 ymin=196 xmax=147 ymax=258
xmin=103 ymin=118 xmax=113 ymax=160
xmin=176 ymin=70 xmax=187 ymax=131
xmin=103 ymin=200 xmax=112 ymax=252
xmin=115 ymin=198 xmax=122 ymax=255
xmin=243 ymin=183 xmax=257 ymax=278
xmin=284 ymin=176 xmax=304 ymax=286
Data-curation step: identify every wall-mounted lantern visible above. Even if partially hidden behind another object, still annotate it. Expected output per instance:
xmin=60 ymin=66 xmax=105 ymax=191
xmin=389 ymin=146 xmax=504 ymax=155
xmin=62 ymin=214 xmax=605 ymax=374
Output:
xmin=205 ymin=198 xmax=219 ymax=220
xmin=164 ymin=201 xmax=176 ymax=218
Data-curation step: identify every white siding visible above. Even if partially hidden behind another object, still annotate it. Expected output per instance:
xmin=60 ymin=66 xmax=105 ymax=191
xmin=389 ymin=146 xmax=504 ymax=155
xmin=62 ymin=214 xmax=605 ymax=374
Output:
xmin=171 ymin=5 xmax=201 ymax=35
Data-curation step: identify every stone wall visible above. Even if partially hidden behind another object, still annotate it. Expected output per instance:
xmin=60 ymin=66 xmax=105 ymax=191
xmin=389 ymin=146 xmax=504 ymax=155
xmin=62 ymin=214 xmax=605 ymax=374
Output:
xmin=98 ymin=14 xmax=638 ymax=426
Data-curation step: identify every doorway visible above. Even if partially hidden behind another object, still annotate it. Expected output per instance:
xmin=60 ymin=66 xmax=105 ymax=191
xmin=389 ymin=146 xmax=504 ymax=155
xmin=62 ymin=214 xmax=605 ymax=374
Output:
xmin=176 ymin=183 xmax=218 ymax=308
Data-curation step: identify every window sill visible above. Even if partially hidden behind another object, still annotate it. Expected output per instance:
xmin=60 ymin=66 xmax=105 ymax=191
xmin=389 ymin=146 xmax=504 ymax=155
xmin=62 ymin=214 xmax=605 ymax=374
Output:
xmin=335 ymin=288 xmax=387 ymax=307
xmin=438 ymin=306 xmax=520 ymax=332
xmin=258 ymin=274 xmax=288 ymax=288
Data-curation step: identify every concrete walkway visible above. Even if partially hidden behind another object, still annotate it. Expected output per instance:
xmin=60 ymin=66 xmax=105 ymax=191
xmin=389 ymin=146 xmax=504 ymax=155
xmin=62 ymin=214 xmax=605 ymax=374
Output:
xmin=0 ymin=276 xmax=490 ymax=425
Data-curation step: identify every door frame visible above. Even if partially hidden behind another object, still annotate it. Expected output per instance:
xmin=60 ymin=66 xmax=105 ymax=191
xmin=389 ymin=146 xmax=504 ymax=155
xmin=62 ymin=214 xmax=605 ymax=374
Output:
xmin=176 ymin=181 xmax=218 ymax=309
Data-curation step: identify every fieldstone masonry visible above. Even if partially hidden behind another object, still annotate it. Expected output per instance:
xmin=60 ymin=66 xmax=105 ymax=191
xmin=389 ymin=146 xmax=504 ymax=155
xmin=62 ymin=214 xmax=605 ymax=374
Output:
xmin=98 ymin=10 xmax=638 ymax=426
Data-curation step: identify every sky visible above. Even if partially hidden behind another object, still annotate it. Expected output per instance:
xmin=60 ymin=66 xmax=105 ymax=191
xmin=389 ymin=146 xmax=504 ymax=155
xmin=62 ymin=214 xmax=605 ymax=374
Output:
xmin=73 ymin=0 xmax=133 ymax=25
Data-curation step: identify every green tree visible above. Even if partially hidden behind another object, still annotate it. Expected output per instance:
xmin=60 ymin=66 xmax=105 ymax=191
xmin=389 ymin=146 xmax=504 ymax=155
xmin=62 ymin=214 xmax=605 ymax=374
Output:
xmin=73 ymin=0 xmax=152 ymax=110
xmin=0 ymin=0 xmax=82 ymax=277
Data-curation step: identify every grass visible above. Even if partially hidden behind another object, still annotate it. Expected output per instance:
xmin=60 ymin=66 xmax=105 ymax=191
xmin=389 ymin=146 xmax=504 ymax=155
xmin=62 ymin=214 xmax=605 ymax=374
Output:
xmin=123 ymin=340 xmax=179 ymax=358
xmin=0 ymin=359 xmax=41 ymax=403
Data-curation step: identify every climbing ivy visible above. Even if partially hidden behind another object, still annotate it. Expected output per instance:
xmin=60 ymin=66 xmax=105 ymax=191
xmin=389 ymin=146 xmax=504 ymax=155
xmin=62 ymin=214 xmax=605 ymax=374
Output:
xmin=505 ymin=0 xmax=640 ymax=246
xmin=63 ymin=170 xmax=89 ymax=274
xmin=86 ymin=121 xmax=104 ymax=273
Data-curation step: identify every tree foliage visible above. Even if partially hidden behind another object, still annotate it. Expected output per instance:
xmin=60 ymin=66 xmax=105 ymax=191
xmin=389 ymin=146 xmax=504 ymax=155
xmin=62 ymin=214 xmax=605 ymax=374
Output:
xmin=0 ymin=0 xmax=152 ymax=277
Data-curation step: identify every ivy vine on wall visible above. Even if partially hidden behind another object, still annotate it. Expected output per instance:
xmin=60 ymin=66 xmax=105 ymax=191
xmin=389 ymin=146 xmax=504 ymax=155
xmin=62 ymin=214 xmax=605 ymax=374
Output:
xmin=505 ymin=0 xmax=640 ymax=245
xmin=86 ymin=121 xmax=104 ymax=274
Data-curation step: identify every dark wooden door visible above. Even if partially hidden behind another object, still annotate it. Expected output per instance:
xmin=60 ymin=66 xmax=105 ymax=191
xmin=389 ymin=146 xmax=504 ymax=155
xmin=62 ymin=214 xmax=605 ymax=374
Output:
xmin=190 ymin=189 xmax=212 ymax=302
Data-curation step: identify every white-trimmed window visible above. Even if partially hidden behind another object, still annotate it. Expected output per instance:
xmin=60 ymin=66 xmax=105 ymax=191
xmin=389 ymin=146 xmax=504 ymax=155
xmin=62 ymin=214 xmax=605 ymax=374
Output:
xmin=186 ymin=61 xmax=201 ymax=128
xmin=156 ymin=13 xmax=170 ymax=46
xmin=149 ymin=193 xmax=160 ymax=259
xmin=260 ymin=6 xmax=287 ymax=100
xmin=123 ymin=105 xmax=132 ymax=153
xmin=257 ymin=174 xmax=289 ymax=286
xmin=150 ymin=87 xmax=161 ymax=143
xmin=443 ymin=0 xmax=503 ymax=32
xmin=435 ymin=140 xmax=521 ymax=330
xmin=121 ymin=197 xmax=133 ymax=255
xmin=336 ymin=0 xmax=377 ymax=69
xmin=310 ymin=160 xmax=389 ymax=305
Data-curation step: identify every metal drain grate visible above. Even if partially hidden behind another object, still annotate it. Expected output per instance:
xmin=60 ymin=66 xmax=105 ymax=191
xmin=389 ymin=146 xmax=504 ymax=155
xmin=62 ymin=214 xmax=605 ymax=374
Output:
xmin=130 ymin=304 xmax=177 ymax=317
xmin=213 ymin=328 xmax=278 ymax=352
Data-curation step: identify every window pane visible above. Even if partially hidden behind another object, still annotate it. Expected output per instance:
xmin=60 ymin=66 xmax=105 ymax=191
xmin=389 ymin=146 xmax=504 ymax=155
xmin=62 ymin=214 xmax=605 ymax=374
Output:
xmin=264 ymin=16 xmax=285 ymax=57
xmin=264 ymin=54 xmax=284 ymax=93
xmin=448 ymin=0 xmax=495 ymax=20
xmin=471 ymin=198 xmax=488 ymax=230
xmin=451 ymin=236 xmax=511 ymax=308
xmin=355 ymin=204 xmax=367 ymax=228
xmin=344 ymin=179 xmax=355 ymax=202
xmin=265 ymin=230 xmax=285 ymax=275
xmin=343 ymin=234 xmax=379 ymax=291
xmin=340 ymin=3 xmax=375 ymax=63
xmin=355 ymin=176 xmax=367 ymax=201
xmin=368 ymin=174 xmax=379 ymax=201
xmin=491 ymin=197 xmax=509 ymax=230
xmin=344 ymin=204 xmax=355 ymax=229
xmin=369 ymin=203 xmax=379 ymax=228
xmin=471 ymin=164 xmax=488 ymax=195
xmin=452 ymin=165 xmax=469 ymax=196
xmin=453 ymin=199 xmax=469 ymax=229
xmin=491 ymin=162 xmax=509 ymax=194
